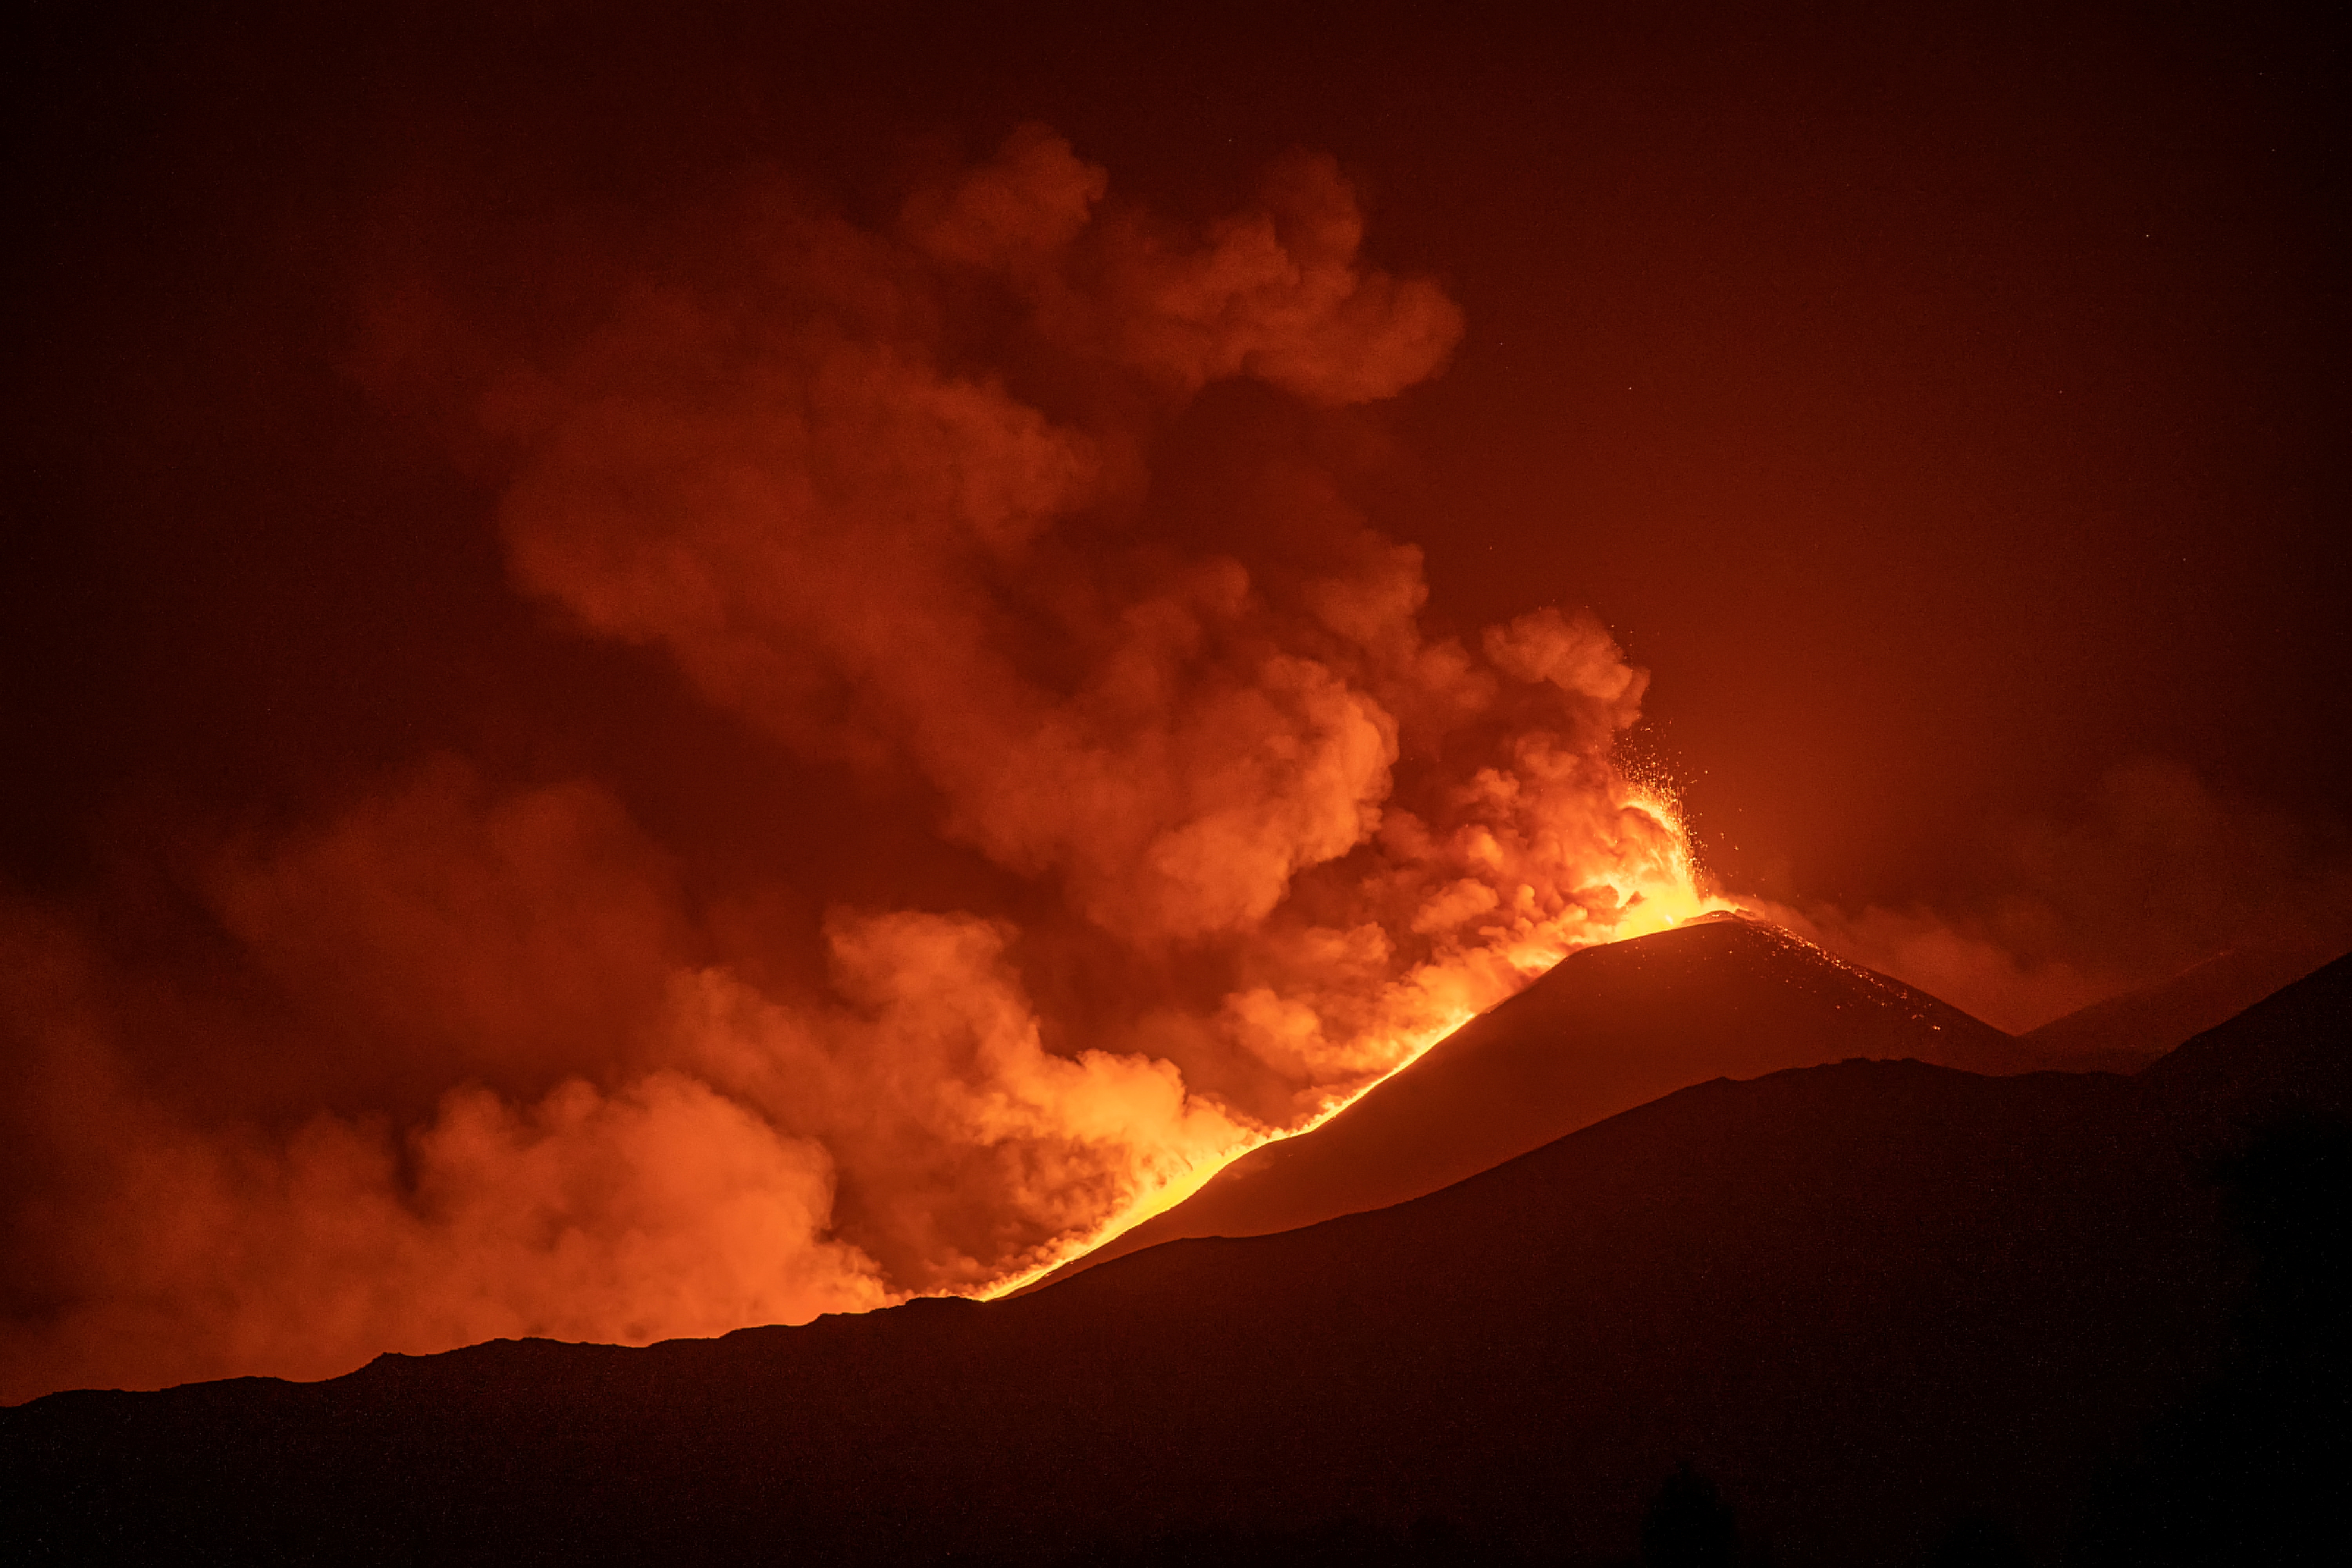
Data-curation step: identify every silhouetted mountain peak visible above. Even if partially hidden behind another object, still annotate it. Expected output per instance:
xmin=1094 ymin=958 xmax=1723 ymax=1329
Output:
xmin=2023 ymin=929 xmax=2352 ymax=1073
xmin=2138 ymin=949 xmax=2352 ymax=1157
xmin=1024 ymin=915 xmax=2008 ymax=1290
xmin=13 ymin=924 xmax=2350 ymax=1566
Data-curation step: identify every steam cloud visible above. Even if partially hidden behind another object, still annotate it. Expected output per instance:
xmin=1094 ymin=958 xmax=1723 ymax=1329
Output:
xmin=0 ymin=131 xmax=1712 ymax=1401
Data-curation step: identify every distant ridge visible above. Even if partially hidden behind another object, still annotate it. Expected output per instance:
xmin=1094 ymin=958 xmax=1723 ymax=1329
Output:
xmin=1024 ymin=913 xmax=2010 ymax=1290
xmin=2138 ymin=945 xmax=2352 ymax=1152
xmin=2020 ymin=929 xmax=2352 ymax=1074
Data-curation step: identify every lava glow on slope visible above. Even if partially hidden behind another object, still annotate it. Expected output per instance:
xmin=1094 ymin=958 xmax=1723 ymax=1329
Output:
xmin=978 ymin=784 xmax=1731 ymax=1298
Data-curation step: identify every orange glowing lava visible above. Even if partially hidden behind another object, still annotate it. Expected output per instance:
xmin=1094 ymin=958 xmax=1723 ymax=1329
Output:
xmin=978 ymin=782 xmax=1732 ymax=1297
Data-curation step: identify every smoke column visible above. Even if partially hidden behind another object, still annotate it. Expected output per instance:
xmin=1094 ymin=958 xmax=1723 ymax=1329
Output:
xmin=0 ymin=130 xmax=1719 ymax=1402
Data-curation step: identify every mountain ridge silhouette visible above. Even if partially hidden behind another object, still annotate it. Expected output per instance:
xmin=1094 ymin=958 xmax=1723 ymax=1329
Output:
xmin=1027 ymin=915 xmax=2018 ymax=1292
xmin=7 ymin=940 xmax=2346 ymax=1566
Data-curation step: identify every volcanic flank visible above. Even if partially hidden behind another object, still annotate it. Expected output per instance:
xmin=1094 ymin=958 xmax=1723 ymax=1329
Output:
xmin=8 ymin=939 xmax=2346 ymax=1566
xmin=1018 ymin=913 xmax=2017 ymax=1291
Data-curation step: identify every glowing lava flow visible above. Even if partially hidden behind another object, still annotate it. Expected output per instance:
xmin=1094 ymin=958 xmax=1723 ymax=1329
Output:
xmin=974 ymin=785 xmax=1730 ymax=1299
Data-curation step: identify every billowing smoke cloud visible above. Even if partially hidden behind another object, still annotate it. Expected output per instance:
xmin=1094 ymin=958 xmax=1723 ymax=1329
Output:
xmin=0 ymin=131 xmax=1713 ymax=1402
xmin=492 ymin=130 xmax=1474 ymax=945
xmin=0 ymin=886 xmax=886 ymax=1399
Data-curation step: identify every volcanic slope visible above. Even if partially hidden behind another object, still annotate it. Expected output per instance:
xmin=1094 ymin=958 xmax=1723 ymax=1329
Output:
xmin=1025 ymin=913 xmax=2012 ymax=1290
xmin=17 ymin=956 xmax=2347 ymax=1565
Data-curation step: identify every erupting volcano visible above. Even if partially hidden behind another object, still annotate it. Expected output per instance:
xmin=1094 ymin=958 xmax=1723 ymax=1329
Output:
xmin=1 ymin=113 xmax=1756 ymax=1402
xmin=5 ymin=7 xmax=2348 ymax=1564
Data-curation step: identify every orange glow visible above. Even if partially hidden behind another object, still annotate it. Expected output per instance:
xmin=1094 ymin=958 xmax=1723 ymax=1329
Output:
xmin=980 ymin=782 xmax=1731 ymax=1297
xmin=13 ymin=11 xmax=2350 ymax=1421
xmin=1 ymin=127 xmax=1732 ymax=1402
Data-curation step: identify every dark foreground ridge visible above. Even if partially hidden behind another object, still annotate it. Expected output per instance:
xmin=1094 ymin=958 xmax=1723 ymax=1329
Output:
xmin=6 ymin=955 xmax=2347 ymax=1566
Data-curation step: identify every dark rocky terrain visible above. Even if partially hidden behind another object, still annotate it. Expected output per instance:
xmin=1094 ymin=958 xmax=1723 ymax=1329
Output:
xmin=6 ymin=942 xmax=2346 ymax=1566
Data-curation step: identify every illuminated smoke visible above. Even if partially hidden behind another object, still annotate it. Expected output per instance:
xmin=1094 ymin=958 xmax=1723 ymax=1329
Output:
xmin=0 ymin=130 xmax=1718 ymax=1402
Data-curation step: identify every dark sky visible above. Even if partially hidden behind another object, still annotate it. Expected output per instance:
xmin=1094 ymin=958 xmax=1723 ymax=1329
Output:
xmin=9 ymin=1 xmax=2345 ymax=910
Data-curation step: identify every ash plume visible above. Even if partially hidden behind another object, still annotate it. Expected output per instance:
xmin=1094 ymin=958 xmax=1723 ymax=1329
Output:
xmin=0 ymin=131 xmax=1711 ymax=1401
